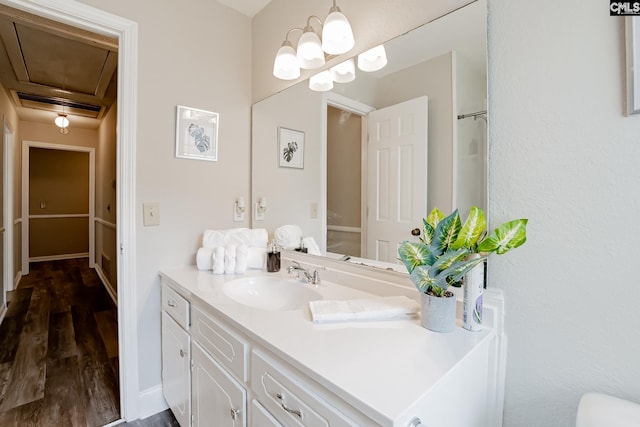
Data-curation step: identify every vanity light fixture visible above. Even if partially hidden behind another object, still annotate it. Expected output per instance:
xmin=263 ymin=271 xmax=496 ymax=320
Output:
xmin=330 ymin=58 xmax=356 ymax=83
xmin=272 ymin=0 xmax=355 ymax=80
xmin=309 ymin=70 xmax=334 ymax=91
xmin=257 ymin=197 xmax=267 ymax=214
xmin=234 ymin=197 xmax=246 ymax=222
xmin=357 ymin=44 xmax=388 ymax=72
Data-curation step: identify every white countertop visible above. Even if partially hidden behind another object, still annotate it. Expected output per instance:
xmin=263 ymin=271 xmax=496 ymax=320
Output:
xmin=160 ymin=267 xmax=495 ymax=424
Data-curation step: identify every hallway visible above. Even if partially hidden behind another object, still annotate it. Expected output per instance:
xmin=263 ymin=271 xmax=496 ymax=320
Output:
xmin=0 ymin=258 xmax=120 ymax=425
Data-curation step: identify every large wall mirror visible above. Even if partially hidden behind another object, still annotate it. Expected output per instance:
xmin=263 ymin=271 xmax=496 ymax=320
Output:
xmin=251 ymin=0 xmax=487 ymax=270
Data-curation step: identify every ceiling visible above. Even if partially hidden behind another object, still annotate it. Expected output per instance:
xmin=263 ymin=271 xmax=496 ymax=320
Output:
xmin=216 ymin=0 xmax=273 ymax=17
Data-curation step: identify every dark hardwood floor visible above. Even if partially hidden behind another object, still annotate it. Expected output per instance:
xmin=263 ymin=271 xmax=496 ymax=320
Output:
xmin=0 ymin=259 xmax=179 ymax=427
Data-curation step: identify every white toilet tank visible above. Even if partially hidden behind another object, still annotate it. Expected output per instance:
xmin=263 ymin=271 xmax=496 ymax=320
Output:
xmin=576 ymin=393 xmax=640 ymax=427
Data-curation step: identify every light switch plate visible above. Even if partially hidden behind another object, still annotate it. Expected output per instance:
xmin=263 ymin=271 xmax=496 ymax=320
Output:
xmin=143 ymin=202 xmax=160 ymax=226
xmin=310 ymin=202 xmax=318 ymax=219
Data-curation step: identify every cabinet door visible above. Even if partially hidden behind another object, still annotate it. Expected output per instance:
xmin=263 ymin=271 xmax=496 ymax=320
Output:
xmin=161 ymin=312 xmax=191 ymax=427
xmin=250 ymin=399 xmax=282 ymax=427
xmin=192 ymin=341 xmax=246 ymax=427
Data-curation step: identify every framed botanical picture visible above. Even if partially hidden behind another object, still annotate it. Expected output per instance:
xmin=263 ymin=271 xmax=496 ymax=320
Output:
xmin=175 ymin=105 xmax=219 ymax=161
xmin=278 ymin=127 xmax=304 ymax=169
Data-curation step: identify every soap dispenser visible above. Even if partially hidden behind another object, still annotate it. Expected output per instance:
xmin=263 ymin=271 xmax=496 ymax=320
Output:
xmin=267 ymin=240 xmax=281 ymax=272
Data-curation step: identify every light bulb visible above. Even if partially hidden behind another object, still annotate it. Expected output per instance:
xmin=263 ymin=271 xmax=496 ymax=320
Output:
xmin=322 ymin=6 xmax=355 ymax=55
xmin=297 ymin=27 xmax=325 ymax=69
xmin=55 ymin=114 xmax=69 ymax=128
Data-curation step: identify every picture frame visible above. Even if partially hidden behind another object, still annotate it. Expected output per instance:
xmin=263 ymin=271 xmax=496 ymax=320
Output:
xmin=626 ymin=17 xmax=640 ymax=115
xmin=175 ymin=105 xmax=219 ymax=161
xmin=278 ymin=127 xmax=304 ymax=169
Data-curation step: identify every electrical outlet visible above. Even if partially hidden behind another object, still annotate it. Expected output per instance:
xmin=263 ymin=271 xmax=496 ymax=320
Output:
xmin=143 ymin=202 xmax=160 ymax=226
xmin=310 ymin=202 xmax=318 ymax=219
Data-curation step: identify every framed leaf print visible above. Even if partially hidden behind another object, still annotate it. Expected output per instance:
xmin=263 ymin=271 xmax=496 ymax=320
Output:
xmin=175 ymin=105 xmax=219 ymax=161
xmin=278 ymin=127 xmax=304 ymax=169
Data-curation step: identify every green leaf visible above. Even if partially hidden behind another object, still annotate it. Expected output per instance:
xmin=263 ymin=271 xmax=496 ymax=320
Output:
xmin=422 ymin=218 xmax=435 ymax=245
xmin=398 ymin=241 xmax=434 ymax=273
xmin=477 ymin=219 xmax=528 ymax=255
xmin=435 ymin=255 xmax=486 ymax=285
xmin=430 ymin=209 xmax=461 ymax=256
xmin=409 ymin=265 xmax=440 ymax=293
xmin=428 ymin=248 xmax=470 ymax=277
xmin=451 ymin=206 xmax=486 ymax=250
xmin=426 ymin=207 xmax=445 ymax=230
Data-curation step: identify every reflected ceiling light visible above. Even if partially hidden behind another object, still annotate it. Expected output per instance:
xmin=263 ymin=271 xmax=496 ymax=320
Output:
xmin=297 ymin=17 xmax=325 ymax=69
xmin=357 ymin=44 xmax=388 ymax=72
xmin=273 ymin=1 xmax=355 ymax=81
xmin=322 ymin=0 xmax=355 ymax=55
xmin=309 ymin=70 xmax=334 ymax=91
xmin=330 ymin=58 xmax=355 ymax=83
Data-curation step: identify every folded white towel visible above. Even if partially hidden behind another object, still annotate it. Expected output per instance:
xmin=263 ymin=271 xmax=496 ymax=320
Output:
xmin=302 ymin=236 xmax=321 ymax=256
xmin=196 ymin=247 xmax=214 ymax=270
xmin=308 ymin=296 xmax=420 ymax=324
xmin=274 ymin=224 xmax=303 ymax=249
xmin=247 ymin=247 xmax=266 ymax=270
xmin=229 ymin=228 xmax=268 ymax=248
xmin=213 ymin=246 xmax=225 ymax=275
xmin=225 ymin=244 xmax=237 ymax=275
xmin=202 ymin=228 xmax=249 ymax=248
xmin=235 ymin=244 xmax=248 ymax=274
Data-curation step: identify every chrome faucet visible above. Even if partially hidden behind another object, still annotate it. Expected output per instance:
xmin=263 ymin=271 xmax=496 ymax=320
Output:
xmin=287 ymin=261 xmax=321 ymax=285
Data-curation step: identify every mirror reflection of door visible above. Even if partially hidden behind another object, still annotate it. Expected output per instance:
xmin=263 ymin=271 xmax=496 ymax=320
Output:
xmin=366 ymin=96 xmax=428 ymax=263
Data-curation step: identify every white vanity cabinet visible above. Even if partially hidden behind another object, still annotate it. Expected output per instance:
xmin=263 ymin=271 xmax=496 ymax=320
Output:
xmin=161 ymin=286 xmax=191 ymax=427
xmin=160 ymin=268 xmax=506 ymax=427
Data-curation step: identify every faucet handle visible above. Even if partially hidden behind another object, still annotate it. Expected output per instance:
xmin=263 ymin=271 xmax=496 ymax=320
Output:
xmin=311 ymin=270 xmax=321 ymax=285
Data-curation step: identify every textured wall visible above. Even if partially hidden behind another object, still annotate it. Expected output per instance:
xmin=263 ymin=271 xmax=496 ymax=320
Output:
xmin=489 ymin=0 xmax=640 ymax=425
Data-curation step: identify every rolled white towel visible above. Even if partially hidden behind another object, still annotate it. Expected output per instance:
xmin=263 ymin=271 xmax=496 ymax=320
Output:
xmin=274 ymin=224 xmax=303 ymax=249
xmin=308 ymin=296 xmax=420 ymax=324
xmin=225 ymin=244 xmax=237 ymax=275
xmin=302 ymin=237 xmax=321 ymax=256
xmin=213 ymin=246 xmax=225 ymax=275
xmin=196 ymin=247 xmax=214 ymax=270
xmin=247 ymin=247 xmax=266 ymax=270
xmin=202 ymin=228 xmax=249 ymax=248
xmin=235 ymin=244 xmax=248 ymax=274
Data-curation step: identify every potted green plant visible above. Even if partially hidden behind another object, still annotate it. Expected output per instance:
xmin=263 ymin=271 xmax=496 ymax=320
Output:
xmin=398 ymin=206 xmax=527 ymax=332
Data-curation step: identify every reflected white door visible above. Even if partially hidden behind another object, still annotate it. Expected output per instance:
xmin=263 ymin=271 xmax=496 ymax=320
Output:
xmin=366 ymin=96 xmax=428 ymax=262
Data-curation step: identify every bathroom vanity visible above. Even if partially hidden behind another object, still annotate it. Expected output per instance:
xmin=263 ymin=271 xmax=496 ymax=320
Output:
xmin=160 ymin=255 xmax=506 ymax=427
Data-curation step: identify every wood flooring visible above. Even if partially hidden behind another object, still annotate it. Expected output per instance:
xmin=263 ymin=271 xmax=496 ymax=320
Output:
xmin=0 ymin=259 xmax=179 ymax=427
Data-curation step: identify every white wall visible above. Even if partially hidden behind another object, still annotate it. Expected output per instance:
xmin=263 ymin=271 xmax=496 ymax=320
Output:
xmin=489 ymin=1 xmax=640 ymax=426
xmin=75 ymin=0 xmax=252 ymax=393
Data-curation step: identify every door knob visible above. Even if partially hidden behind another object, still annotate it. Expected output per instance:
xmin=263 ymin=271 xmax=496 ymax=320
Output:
xmin=411 ymin=228 xmax=421 ymax=236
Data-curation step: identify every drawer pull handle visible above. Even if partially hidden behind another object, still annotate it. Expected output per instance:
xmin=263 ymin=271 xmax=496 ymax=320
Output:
xmin=167 ymin=300 xmax=177 ymax=308
xmin=230 ymin=408 xmax=240 ymax=420
xmin=408 ymin=417 xmax=423 ymax=427
xmin=179 ymin=349 xmax=185 ymax=358
xmin=276 ymin=393 xmax=303 ymax=420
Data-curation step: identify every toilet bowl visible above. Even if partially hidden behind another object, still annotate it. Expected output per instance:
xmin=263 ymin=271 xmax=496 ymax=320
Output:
xmin=576 ymin=393 xmax=640 ymax=427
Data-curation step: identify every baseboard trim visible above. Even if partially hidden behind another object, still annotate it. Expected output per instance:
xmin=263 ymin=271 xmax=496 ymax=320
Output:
xmin=94 ymin=264 xmax=117 ymax=306
xmin=0 ymin=304 xmax=6 ymax=325
xmin=29 ymin=253 xmax=89 ymax=262
xmin=137 ymin=384 xmax=168 ymax=420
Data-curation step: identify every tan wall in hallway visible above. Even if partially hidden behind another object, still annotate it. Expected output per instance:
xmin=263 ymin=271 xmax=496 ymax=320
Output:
xmin=29 ymin=148 xmax=89 ymax=258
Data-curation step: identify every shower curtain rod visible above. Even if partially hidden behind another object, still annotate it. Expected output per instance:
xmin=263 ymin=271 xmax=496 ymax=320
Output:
xmin=457 ymin=110 xmax=487 ymax=120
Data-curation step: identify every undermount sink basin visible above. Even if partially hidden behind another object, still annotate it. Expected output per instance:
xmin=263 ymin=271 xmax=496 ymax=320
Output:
xmin=222 ymin=276 xmax=322 ymax=311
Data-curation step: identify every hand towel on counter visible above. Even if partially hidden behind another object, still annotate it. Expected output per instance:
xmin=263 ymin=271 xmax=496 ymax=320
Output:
xmin=308 ymin=296 xmax=420 ymax=324
xmin=247 ymin=247 xmax=266 ymax=269
xmin=213 ymin=246 xmax=225 ymax=275
xmin=202 ymin=228 xmax=249 ymax=248
xmin=196 ymin=247 xmax=214 ymax=270
xmin=274 ymin=224 xmax=303 ymax=249
xmin=302 ymin=237 xmax=322 ymax=256
xmin=235 ymin=244 xmax=248 ymax=274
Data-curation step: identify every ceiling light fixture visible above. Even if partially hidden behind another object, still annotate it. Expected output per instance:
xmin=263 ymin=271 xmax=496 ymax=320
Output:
xmin=272 ymin=0 xmax=355 ymax=80
xmin=330 ymin=58 xmax=356 ymax=83
xmin=55 ymin=99 xmax=70 ymax=134
xmin=309 ymin=70 xmax=334 ymax=91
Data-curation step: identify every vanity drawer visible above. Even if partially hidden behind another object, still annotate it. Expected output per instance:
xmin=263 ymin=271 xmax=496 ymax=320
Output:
xmin=251 ymin=350 xmax=359 ymax=427
xmin=191 ymin=306 xmax=248 ymax=382
xmin=161 ymin=281 xmax=190 ymax=330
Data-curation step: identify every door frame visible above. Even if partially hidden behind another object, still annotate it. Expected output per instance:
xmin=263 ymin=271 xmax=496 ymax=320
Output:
xmin=2 ymin=117 xmax=13 ymax=295
xmin=322 ymin=92 xmax=374 ymax=255
xmin=21 ymin=141 xmax=95 ymax=268
xmin=2 ymin=0 xmax=140 ymax=421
